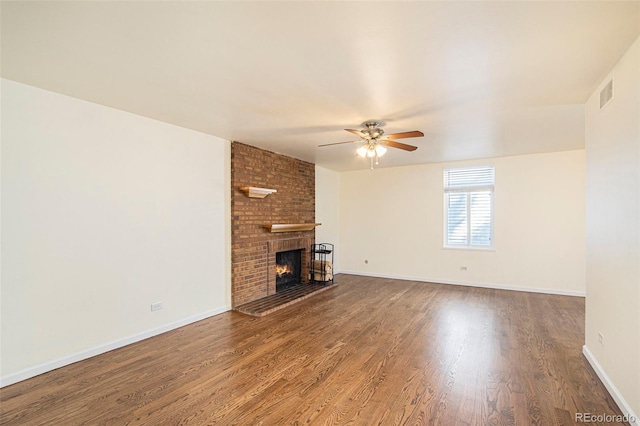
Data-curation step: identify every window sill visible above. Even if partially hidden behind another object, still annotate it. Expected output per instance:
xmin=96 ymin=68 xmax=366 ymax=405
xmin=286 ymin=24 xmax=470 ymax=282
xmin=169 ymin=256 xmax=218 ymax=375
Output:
xmin=443 ymin=246 xmax=496 ymax=252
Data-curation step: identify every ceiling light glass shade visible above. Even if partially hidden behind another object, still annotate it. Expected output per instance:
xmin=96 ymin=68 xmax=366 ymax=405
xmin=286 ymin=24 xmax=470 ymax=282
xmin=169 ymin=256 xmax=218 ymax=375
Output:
xmin=375 ymin=144 xmax=387 ymax=157
xmin=356 ymin=145 xmax=368 ymax=157
xmin=366 ymin=147 xmax=376 ymax=157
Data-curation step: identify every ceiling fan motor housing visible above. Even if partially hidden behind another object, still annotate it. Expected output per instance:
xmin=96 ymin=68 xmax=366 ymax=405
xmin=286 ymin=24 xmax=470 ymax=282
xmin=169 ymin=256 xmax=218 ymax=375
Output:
xmin=362 ymin=120 xmax=385 ymax=139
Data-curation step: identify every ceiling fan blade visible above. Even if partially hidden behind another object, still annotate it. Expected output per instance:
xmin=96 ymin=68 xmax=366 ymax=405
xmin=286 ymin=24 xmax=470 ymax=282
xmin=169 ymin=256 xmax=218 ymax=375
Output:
xmin=318 ymin=140 xmax=361 ymax=147
xmin=345 ymin=128 xmax=366 ymax=138
xmin=384 ymin=130 xmax=424 ymax=140
xmin=379 ymin=140 xmax=418 ymax=151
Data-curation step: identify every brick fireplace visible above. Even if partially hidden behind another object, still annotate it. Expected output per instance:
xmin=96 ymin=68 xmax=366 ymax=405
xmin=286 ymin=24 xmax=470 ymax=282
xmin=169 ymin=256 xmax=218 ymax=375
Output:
xmin=231 ymin=142 xmax=316 ymax=307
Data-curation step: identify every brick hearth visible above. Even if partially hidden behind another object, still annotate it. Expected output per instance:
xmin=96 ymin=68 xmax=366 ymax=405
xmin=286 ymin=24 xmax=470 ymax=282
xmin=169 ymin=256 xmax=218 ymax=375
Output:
xmin=231 ymin=142 xmax=316 ymax=307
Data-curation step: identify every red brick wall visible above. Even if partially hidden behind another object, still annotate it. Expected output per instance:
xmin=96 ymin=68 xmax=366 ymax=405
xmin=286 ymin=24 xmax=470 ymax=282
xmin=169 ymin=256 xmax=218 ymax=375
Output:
xmin=231 ymin=142 xmax=316 ymax=307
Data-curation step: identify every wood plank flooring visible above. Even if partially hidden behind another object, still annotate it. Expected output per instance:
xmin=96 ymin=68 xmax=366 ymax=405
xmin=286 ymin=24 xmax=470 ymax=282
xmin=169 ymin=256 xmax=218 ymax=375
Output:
xmin=0 ymin=275 xmax=627 ymax=425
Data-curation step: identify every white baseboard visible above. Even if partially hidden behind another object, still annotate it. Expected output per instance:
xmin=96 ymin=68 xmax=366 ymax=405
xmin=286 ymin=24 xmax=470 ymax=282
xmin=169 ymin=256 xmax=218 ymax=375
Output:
xmin=582 ymin=345 xmax=639 ymax=426
xmin=0 ymin=305 xmax=231 ymax=388
xmin=337 ymin=270 xmax=585 ymax=297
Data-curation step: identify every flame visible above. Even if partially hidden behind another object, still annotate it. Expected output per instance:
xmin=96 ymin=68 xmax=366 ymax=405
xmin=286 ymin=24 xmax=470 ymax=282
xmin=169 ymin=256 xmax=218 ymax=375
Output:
xmin=276 ymin=264 xmax=292 ymax=277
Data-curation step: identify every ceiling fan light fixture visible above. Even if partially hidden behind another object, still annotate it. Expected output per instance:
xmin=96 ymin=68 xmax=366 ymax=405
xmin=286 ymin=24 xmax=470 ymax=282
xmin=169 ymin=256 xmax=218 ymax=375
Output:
xmin=357 ymin=145 xmax=368 ymax=157
xmin=375 ymin=144 xmax=387 ymax=157
xmin=366 ymin=147 xmax=376 ymax=158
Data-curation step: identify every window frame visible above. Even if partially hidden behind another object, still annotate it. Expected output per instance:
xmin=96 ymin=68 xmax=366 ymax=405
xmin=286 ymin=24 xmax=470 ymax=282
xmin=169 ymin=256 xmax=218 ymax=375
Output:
xmin=443 ymin=165 xmax=495 ymax=251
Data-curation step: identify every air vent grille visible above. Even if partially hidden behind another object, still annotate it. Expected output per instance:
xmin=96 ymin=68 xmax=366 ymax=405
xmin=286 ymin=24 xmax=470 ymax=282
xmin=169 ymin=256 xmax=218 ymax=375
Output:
xmin=600 ymin=79 xmax=613 ymax=109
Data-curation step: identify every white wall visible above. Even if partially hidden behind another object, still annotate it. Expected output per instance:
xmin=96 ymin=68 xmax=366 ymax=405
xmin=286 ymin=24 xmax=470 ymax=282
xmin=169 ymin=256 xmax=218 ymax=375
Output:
xmin=584 ymin=36 xmax=640 ymax=420
xmin=1 ymin=80 xmax=231 ymax=386
xmin=339 ymin=150 xmax=586 ymax=295
xmin=315 ymin=166 xmax=340 ymax=272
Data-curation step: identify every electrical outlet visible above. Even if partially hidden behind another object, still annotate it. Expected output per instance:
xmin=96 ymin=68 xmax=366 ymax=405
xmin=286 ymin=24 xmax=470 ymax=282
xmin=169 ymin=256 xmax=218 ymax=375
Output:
xmin=598 ymin=332 xmax=604 ymax=346
xmin=151 ymin=302 xmax=163 ymax=312
xmin=460 ymin=266 xmax=468 ymax=271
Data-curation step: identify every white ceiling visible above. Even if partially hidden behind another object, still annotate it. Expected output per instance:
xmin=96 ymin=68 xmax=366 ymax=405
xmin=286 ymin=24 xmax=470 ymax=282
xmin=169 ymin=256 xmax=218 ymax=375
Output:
xmin=2 ymin=1 xmax=639 ymax=171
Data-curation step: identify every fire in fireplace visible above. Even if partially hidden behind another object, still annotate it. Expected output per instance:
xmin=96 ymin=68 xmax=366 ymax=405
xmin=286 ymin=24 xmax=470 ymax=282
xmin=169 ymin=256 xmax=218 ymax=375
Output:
xmin=275 ymin=249 xmax=302 ymax=292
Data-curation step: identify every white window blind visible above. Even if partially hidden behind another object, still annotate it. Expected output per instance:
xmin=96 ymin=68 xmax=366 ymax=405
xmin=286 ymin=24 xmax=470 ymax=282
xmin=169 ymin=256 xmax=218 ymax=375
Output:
xmin=444 ymin=166 xmax=494 ymax=248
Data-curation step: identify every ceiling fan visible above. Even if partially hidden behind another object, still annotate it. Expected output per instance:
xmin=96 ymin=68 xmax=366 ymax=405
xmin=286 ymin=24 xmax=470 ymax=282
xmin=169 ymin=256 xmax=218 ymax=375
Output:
xmin=319 ymin=120 xmax=424 ymax=169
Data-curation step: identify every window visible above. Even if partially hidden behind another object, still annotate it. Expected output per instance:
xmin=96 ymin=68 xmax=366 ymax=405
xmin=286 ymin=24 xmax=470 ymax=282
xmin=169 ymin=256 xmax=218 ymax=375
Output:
xmin=444 ymin=165 xmax=494 ymax=248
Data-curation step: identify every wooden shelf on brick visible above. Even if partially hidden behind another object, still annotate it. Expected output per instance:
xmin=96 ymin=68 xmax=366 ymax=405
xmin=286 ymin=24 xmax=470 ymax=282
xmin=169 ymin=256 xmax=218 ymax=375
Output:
xmin=239 ymin=186 xmax=277 ymax=198
xmin=263 ymin=223 xmax=321 ymax=233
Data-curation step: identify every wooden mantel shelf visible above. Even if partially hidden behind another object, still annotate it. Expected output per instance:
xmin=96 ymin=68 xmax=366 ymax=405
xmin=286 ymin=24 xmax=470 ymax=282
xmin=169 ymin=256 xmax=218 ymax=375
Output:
xmin=263 ymin=223 xmax=321 ymax=233
xmin=239 ymin=186 xmax=277 ymax=199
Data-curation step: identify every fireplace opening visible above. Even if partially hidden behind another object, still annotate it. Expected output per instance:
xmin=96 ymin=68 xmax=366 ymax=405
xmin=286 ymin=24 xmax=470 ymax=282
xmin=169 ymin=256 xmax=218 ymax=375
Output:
xmin=276 ymin=249 xmax=302 ymax=292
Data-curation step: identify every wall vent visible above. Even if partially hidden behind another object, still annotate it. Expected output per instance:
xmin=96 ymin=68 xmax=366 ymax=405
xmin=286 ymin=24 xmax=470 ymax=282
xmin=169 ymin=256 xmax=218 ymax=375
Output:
xmin=599 ymin=79 xmax=613 ymax=109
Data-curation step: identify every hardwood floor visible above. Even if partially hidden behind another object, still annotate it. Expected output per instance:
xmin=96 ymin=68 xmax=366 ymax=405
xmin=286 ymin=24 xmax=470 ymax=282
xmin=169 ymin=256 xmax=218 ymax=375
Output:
xmin=0 ymin=275 xmax=627 ymax=425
